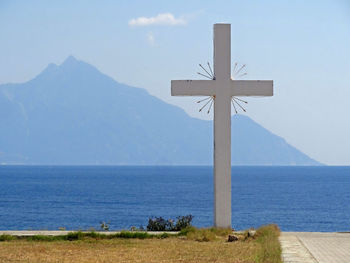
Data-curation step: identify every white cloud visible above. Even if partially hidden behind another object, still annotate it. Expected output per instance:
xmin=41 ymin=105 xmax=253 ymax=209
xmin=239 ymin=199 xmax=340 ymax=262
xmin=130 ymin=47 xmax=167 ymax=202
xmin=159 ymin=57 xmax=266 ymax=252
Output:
xmin=147 ymin=32 xmax=155 ymax=46
xmin=129 ymin=13 xmax=187 ymax=27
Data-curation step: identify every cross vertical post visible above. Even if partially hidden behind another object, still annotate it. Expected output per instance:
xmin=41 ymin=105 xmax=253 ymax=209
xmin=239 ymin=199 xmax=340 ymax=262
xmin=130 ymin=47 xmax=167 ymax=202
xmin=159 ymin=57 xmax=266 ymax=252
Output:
xmin=213 ymin=24 xmax=232 ymax=228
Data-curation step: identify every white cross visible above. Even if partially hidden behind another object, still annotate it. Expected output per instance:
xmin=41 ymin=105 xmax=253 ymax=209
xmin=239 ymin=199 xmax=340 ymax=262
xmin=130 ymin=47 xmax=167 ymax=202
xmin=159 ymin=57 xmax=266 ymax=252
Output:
xmin=171 ymin=23 xmax=273 ymax=228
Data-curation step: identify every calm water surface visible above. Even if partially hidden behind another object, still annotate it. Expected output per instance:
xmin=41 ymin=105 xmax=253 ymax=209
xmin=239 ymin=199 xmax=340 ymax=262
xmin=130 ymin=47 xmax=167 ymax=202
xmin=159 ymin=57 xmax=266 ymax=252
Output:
xmin=0 ymin=166 xmax=349 ymax=231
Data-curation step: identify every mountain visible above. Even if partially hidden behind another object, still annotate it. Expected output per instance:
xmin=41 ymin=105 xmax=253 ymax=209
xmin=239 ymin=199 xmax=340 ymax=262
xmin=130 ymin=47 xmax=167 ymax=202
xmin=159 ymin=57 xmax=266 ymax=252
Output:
xmin=0 ymin=56 xmax=320 ymax=165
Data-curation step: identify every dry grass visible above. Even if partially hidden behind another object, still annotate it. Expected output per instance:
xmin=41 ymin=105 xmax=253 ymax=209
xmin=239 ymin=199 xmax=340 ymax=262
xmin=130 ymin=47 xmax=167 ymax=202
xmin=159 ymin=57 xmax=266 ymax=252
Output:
xmin=254 ymin=224 xmax=282 ymax=263
xmin=185 ymin=227 xmax=232 ymax=242
xmin=0 ymin=225 xmax=281 ymax=263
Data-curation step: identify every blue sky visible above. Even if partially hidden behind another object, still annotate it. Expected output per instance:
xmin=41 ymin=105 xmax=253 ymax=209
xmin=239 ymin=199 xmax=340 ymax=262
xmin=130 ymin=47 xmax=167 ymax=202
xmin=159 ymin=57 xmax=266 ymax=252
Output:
xmin=1 ymin=0 xmax=350 ymax=165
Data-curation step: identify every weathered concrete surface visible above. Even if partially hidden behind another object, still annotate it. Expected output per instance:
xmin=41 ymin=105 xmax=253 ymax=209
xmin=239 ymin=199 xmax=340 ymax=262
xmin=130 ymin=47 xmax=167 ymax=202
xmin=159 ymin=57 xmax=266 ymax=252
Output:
xmin=280 ymin=232 xmax=350 ymax=263
xmin=0 ymin=230 xmax=178 ymax=236
xmin=280 ymin=233 xmax=318 ymax=263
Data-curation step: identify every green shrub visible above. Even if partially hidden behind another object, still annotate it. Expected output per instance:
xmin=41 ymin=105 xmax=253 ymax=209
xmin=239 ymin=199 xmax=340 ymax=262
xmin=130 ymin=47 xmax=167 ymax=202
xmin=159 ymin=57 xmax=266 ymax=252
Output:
xmin=147 ymin=215 xmax=193 ymax=231
xmin=174 ymin=215 xmax=193 ymax=231
xmin=147 ymin=217 xmax=174 ymax=231
xmin=0 ymin=234 xmax=15 ymax=242
xmin=66 ymin=231 xmax=84 ymax=241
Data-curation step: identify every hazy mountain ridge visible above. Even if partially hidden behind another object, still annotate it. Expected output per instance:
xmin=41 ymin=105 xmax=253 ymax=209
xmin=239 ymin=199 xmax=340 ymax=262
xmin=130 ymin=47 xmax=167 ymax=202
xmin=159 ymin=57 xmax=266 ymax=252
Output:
xmin=0 ymin=56 xmax=321 ymax=165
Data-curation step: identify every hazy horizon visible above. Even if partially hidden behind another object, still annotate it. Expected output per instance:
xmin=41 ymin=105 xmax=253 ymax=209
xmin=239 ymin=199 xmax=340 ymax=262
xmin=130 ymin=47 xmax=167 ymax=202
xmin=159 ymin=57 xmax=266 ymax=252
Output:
xmin=1 ymin=0 xmax=350 ymax=165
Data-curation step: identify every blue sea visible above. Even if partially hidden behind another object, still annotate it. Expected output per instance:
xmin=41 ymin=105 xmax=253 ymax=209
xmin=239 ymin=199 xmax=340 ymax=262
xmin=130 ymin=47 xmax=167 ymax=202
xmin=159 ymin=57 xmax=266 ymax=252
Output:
xmin=0 ymin=166 xmax=349 ymax=232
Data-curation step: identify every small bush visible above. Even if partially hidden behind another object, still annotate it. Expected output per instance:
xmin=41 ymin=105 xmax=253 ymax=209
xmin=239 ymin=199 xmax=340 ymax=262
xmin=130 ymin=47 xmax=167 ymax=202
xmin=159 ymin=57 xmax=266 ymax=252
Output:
xmin=147 ymin=217 xmax=174 ymax=231
xmin=147 ymin=215 xmax=193 ymax=231
xmin=174 ymin=215 xmax=193 ymax=231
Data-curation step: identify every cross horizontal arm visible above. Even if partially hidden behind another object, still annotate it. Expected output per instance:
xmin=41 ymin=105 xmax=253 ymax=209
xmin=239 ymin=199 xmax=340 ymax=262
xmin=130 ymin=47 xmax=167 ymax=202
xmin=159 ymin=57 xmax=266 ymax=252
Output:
xmin=171 ymin=80 xmax=215 ymax=96
xmin=231 ymin=80 xmax=273 ymax=97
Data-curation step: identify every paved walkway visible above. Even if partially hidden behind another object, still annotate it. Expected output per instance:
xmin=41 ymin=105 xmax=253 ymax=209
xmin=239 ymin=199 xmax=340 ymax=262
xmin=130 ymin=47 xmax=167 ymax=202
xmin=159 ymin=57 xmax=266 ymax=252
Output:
xmin=280 ymin=232 xmax=350 ymax=263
